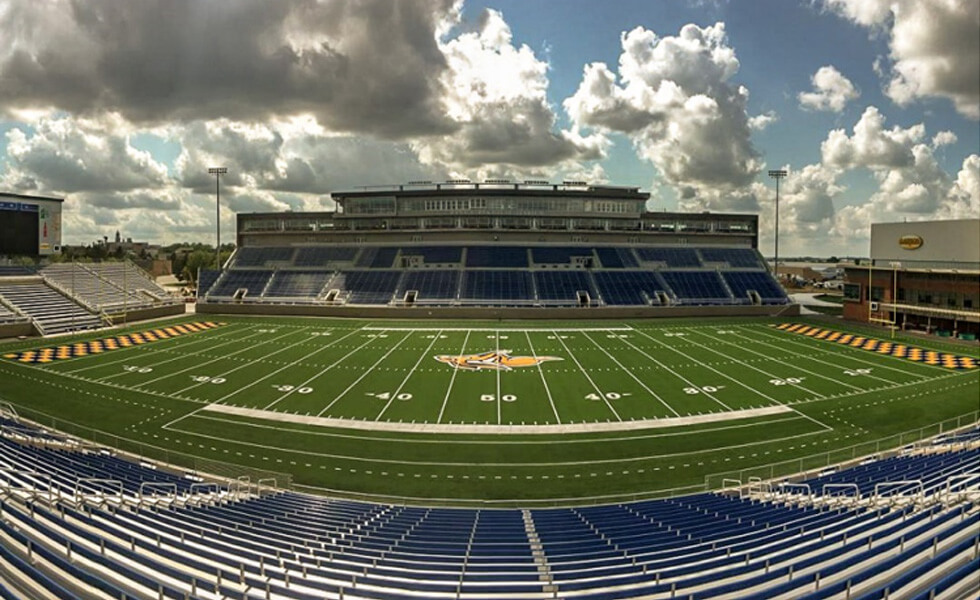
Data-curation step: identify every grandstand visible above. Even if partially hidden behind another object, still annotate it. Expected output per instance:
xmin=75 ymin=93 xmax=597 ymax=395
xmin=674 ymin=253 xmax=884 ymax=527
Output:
xmin=1 ymin=411 xmax=977 ymax=599
xmin=198 ymin=182 xmax=795 ymax=317
xmin=0 ymin=261 xmax=181 ymax=337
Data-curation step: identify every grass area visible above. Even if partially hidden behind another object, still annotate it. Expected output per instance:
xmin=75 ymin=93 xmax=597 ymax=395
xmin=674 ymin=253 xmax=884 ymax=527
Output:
xmin=1 ymin=314 xmax=977 ymax=505
xmin=814 ymin=293 xmax=845 ymax=304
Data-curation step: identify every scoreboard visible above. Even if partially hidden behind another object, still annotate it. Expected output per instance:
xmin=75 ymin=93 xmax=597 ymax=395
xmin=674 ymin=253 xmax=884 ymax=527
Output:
xmin=0 ymin=193 xmax=63 ymax=257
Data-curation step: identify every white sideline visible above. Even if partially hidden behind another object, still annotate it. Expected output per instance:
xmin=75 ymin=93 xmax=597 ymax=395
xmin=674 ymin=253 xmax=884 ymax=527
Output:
xmin=200 ymin=402 xmax=793 ymax=434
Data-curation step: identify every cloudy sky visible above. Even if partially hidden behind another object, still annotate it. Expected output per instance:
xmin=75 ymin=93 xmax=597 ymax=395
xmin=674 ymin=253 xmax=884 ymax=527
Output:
xmin=0 ymin=0 xmax=977 ymax=256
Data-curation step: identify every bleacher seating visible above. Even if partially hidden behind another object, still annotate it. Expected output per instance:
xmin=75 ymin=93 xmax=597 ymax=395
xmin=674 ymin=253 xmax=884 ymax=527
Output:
xmin=0 ymin=301 xmax=26 ymax=325
xmin=466 ymin=246 xmax=529 ymax=268
xmin=201 ymin=244 xmax=788 ymax=308
xmin=533 ymin=270 xmax=596 ymax=303
xmin=0 ymin=414 xmax=977 ymax=600
xmin=355 ymin=246 xmax=399 ymax=268
xmin=531 ymin=246 xmax=594 ymax=265
xmin=461 ymin=270 xmax=533 ymax=302
xmin=262 ymin=271 xmax=334 ymax=301
xmin=636 ymin=247 xmax=703 ymax=267
xmin=595 ymin=247 xmax=639 ymax=268
xmin=0 ymin=281 xmax=102 ymax=334
xmin=207 ymin=269 xmax=274 ymax=299
xmin=332 ymin=270 xmax=403 ymax=304
xmin=399 ymin=246 xmax=463 ymax=264
xmin=294 ymin=246 xmax=359 ymax=267
xmin=723 ymin=270 xmax=790 ymax=304
xmin=660 ymin=270 xmax=732 ymax=304
xmin=699 ymin=247 xmax=764 ymax=268
xmin=594 ymin=270 xmax=670 ymax=305
xmin=41 ymin=263 xmax=176 ymax=312
xmin=233 ymin=246 xmax=296 ymax=267
xmin=398 ymin=270 xmax=460 ymax=301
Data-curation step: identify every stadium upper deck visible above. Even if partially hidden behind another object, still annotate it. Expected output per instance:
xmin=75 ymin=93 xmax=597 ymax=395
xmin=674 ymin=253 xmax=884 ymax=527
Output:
xmin=237 ymin=181 xmax=758 ymax=247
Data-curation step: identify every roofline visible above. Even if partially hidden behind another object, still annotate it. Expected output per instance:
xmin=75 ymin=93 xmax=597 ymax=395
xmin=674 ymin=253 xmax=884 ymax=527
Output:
xmin=0 ymin=191 xmax=65 ymax=203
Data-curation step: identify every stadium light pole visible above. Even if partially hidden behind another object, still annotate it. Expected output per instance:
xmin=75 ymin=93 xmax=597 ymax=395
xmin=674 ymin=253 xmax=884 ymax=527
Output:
xmin=208 ymin=167 xmax=228 ymax=269
xmin=768 ymin=169 xmax=787 ymax=283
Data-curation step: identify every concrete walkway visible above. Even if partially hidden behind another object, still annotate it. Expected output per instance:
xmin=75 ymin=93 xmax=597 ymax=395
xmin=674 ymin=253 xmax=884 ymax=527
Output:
xmin=201 ymin=403 xmax=794 ymax=434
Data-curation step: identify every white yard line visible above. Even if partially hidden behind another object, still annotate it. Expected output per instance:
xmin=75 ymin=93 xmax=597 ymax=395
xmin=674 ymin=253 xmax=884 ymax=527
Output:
xmin=375 ymin=330 xmax=443 ymax=422
xmin=61 ymin=324 xmax=252 ymax=373
xmin=744 ymin=326 xmax=919 ymax=387
xmin=615 ymin=330 xmax=734 ymax=411
xmin=93 ymin=326 xmax=265 ymax=380
xmin=261 ymin=328 xmax=379 ymax=411
xmin=582 ymin=331 xmax=680 ymax=418
xmin=627 ymin=328 xmax=834 ymax=432
xmin=212 ymin=327 xmax=364 ymax=406
xmin=135 ymin=328 xmax=302 ymax=389
xmin=552 ymin=329 xmax=621 ymax=421
xmin=495 ymin=329 xmax=502 ymax=425
xmin=437 ymin=330 xmax=471 ymax=424
xmin=315 ymin=331 xmax=414 ymax=417
xmin=361 ymin=326 xmax=633 ymax=332
xmin=686 ymin=329 xmax=861 ymax=393
xmin=524 ymin=331 xmax=561 ymax=424
xmin=743 ymin=325 xmax=948 ymax=377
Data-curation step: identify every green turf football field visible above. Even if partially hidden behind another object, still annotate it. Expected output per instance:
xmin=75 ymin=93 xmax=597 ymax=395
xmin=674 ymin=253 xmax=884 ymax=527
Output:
xmin=1 ymin=314 xmax=977 ymax=505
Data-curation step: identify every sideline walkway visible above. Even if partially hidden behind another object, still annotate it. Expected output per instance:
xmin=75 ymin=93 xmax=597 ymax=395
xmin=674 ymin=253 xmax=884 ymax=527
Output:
xmin=201 ymin=402 xmax=794 ymax=434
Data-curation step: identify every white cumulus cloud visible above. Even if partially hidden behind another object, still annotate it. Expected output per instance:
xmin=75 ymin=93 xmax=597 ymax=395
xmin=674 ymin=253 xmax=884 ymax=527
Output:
xmin=824 ymin=0 xmax=980 ymax=119
xmin=798 ymin=66 xmax=860 ymax=112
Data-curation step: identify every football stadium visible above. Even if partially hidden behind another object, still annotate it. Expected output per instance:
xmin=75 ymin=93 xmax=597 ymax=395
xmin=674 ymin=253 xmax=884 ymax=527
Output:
xmin=0 ymin=181 xmax=978 ymax=599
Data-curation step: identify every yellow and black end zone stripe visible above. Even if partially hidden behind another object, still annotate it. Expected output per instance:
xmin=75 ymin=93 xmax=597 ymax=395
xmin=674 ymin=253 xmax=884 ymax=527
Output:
xmin=774 ymin=323 xmax=978 ymax=370
xmin=2 ymin=321 xmax=226 ymax=364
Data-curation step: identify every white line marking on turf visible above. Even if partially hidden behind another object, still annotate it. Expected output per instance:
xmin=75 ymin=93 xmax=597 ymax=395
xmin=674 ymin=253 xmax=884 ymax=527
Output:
xmin=62 ymin=323 xmax=256 ymax=373
xmin=744 ymin=326 xmax=918 ymax=387
xmin=525 ymin=331 xmax=561 ymax=424
xmin=437 ymin=330 xmax=471 ymax=424
xmin=615 ymin=330 xmax=734 ymax=411
xmin=375 ymin=330 xmax=442 ymax=422
xmin=582 ymin=331 xmax=680 ymax=418
xmin=93 ymin=326 xmax=266 ymax=380
xmin=261 ymin=328 xmax=380 ymax=411
xmin=212 ymin=327 xmax=364 ymax=405
xmin=552 ymin=329 xmax=621 ymax=421
xmin=495 ymin=329 xmax=502 ymax=425
xmin=687 ymin=328 xmax=863 ymax=393
xmin=743 ymin=325 xmax=947 ymax=376
xmin=316 ymin=331 xmax=414 ymax=417
xmin=361 ymin=327 xmax=634 ymax=332
xmin=157 ymin=328 xmax=307 ymax=392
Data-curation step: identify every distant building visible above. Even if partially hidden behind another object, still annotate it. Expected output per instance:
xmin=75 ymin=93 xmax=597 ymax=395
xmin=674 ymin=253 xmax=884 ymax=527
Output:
xmin=842 ymin=219 xmax=980 ymax=339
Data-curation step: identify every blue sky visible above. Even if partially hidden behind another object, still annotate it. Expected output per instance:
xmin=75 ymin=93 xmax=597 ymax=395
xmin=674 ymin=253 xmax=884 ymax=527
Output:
xmin=0 ymin=0 xmax=977 ymax=256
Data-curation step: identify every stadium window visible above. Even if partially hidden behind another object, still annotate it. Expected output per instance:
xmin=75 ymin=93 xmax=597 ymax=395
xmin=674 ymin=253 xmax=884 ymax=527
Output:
xmin=843 ymin=283 xmax=861 ymax=301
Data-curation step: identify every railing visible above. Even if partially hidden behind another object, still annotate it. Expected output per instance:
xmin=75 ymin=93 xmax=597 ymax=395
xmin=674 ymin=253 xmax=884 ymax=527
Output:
xmin=705 ymin=412 xmax=980 ymax=491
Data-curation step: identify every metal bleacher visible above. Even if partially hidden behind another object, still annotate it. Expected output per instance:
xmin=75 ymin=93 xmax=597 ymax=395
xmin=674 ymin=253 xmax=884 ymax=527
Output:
xmin=0 ymin=281 xmax=102 ymax=335
xmin=1 ymin=413 xmax=977 ymax=600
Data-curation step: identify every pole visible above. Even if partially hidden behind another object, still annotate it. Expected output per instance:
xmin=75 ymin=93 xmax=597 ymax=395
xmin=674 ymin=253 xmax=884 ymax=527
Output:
xmin=216 ymin=173 xmax=220 ymax=269
xmin=774 ymin=176 xmax=779 ymax=282
xmin=208 ymin=167 xmax=228 ymax=270
xmin=768 ymin=170 xmax=787 ymax=283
